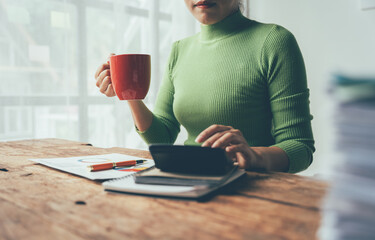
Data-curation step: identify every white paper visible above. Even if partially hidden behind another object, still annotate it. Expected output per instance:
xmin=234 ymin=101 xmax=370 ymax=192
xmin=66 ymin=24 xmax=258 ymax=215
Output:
xmin=30 ymin=153 xmax=154 ymax=180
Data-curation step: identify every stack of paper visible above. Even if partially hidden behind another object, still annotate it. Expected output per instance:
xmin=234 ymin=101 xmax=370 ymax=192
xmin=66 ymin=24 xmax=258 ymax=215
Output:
xmin=319 ymin=74 xmax=375 ymax=240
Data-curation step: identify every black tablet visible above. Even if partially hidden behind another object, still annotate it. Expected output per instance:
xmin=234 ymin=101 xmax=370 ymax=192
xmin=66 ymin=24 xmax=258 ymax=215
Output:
xmin=148 ymin=144 xmax=233 ymax=175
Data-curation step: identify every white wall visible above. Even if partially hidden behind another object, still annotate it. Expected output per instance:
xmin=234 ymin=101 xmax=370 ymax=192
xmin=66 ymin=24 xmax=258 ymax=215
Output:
xmin=249 ymin=0 xmax=375 ymax=176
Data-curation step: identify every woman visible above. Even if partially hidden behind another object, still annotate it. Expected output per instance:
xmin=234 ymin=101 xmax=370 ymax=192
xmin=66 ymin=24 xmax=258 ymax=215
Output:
xmin=95 ymin=0 xmax=315 ymax=173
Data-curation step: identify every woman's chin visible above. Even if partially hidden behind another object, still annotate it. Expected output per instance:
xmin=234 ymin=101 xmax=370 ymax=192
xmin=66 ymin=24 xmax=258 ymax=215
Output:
xmin=195 ymin=14 xmax=221 ymax=25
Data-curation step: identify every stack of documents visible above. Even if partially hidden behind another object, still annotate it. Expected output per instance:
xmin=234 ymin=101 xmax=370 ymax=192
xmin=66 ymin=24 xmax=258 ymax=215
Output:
xmin=319 ymin=74 xmax=375 ymax=240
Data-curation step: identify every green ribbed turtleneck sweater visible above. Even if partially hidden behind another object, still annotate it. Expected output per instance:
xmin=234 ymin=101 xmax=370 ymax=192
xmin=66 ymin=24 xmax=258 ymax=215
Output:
xmin=138 ymin=11 xmax=315 ymax=173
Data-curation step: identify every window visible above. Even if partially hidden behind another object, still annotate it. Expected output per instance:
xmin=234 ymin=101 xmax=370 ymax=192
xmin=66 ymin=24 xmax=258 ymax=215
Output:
xmin=0 ymin=0 xmax=193 ymax=149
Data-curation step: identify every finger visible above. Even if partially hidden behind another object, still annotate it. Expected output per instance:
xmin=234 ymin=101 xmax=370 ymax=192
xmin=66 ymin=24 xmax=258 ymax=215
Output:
xmin=104 ymin=83 xmax=116 ymax=97
xmin=226 ymin=144 xmax=252 ymax=169
xmin=196 ymin=124 xmax=233 ymax=143
xmin=95 ymin=63 xmax=110 ymax=79
xmin=225 ymin=151 xmax=237 ymax=163
xmin=236 ymin=153 xmax=251 ymax=170
xmin=201 ymin=131 xmax=227 ymax=147
xmin=99 ymin=76 xmax=111 ymax=94
xmin=211 ymin=130 xmax=244 ymax=148
xmin=96 ymin=69 xmax=111 ymax=88
xmin=107 ymin=53 xmax=115 ymax=61
xmin=107 ymin=53 xmax=116 ymax=64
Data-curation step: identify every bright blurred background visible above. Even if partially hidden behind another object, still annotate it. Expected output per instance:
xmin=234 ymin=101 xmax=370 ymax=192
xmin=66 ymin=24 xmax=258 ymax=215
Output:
xmin=0 ymin=0 xmax=196 ymax=149
xmin=1 ymin=0 xmax=374 ymax=177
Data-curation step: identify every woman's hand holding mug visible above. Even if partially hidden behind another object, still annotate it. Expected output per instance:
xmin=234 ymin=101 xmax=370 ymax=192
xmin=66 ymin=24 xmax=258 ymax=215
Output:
xmin=95 ymin=53 xmax=151 ymax=101
xmin=95 ymin=53 xmax=116 ymax=97
xmin=95 ymin=53 xmax=153 ymax=132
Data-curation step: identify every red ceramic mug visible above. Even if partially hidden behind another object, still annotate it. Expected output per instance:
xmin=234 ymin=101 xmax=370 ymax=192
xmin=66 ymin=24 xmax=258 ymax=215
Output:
xmin=109 ymin=54 xmax=151 ymax=100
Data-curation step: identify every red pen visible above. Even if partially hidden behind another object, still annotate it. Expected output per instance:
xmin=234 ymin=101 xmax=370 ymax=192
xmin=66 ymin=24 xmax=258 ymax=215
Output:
xmin=88 ymin=160 xmax=146 ymax=172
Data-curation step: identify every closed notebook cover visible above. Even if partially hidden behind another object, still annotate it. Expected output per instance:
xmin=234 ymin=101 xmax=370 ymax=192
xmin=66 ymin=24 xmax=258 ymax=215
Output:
xmin=134 ymin=166 xmax=238 ymax=186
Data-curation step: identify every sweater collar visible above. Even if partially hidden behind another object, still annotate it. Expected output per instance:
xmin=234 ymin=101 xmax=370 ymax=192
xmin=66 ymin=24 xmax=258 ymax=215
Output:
xmin=200 ymin=10 xmax=248 ymax=42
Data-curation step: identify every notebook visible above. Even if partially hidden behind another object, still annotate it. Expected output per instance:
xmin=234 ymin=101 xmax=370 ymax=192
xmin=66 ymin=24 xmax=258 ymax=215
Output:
xmin=102 ymin=166 xmax=246 ymax=200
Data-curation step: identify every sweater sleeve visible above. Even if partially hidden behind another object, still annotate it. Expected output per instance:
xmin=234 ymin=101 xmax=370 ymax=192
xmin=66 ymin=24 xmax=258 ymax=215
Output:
xmin=261 ymin=25 xmax=315 ymax=173
xmin=136 ymin=42 xmax=181 ymax=144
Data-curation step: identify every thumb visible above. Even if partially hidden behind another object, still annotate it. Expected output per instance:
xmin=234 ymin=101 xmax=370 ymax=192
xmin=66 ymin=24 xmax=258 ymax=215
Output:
xmin=107 ymin=53 xmax=116 ymax=62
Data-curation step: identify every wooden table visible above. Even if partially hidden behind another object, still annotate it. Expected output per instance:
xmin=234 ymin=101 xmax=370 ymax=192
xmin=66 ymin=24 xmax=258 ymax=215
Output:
xmin=0 ymin=139 xmax=327 ymax=240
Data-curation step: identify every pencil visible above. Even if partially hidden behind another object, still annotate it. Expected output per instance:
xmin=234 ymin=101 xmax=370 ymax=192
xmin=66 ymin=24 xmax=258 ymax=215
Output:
xmin=88 ymin=160 xmax=146 ymax=172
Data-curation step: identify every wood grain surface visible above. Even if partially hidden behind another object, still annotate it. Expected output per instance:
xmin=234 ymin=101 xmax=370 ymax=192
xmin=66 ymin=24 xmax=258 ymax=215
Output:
xmin=0 ymin=139 xmax=327 ymax=240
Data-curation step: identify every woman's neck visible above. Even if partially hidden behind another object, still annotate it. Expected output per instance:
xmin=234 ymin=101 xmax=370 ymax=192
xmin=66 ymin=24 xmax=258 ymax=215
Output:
xmin=199 ymin=10 xmax=249 ymax=42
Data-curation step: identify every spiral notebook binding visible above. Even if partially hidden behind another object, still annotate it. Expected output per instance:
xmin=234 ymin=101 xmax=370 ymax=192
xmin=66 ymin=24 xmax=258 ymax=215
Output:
xmin=104 ymin=165 xmax=156 ymax=183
